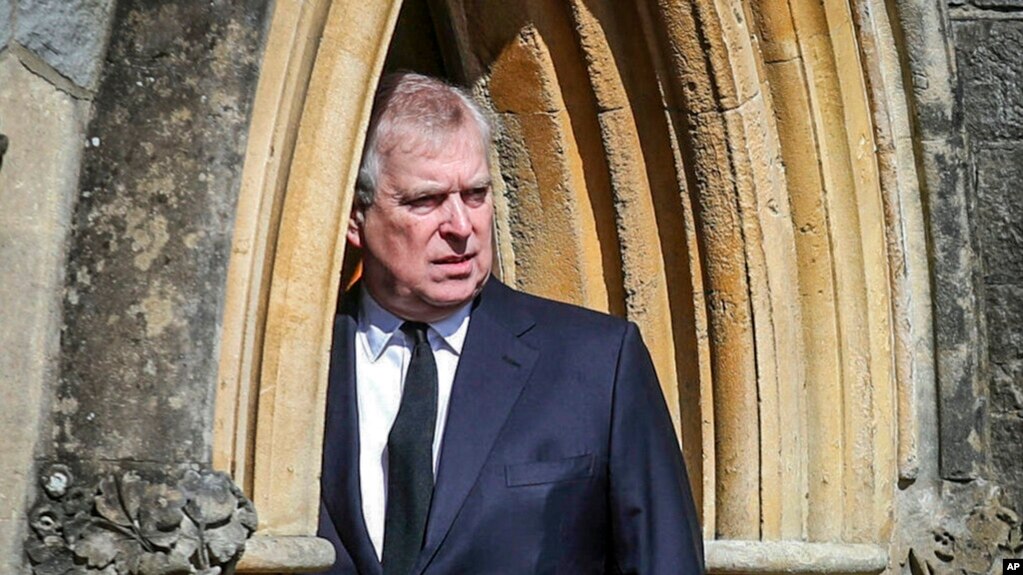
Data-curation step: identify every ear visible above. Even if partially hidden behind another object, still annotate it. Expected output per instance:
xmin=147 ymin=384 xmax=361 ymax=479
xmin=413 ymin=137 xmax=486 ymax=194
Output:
xmin=346 ymin=204 xmax=365 ymax=249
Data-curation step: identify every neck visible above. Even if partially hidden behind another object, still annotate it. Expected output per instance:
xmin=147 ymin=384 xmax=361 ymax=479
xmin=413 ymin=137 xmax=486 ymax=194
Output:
xmin=361 ymin=285 xmax=462 ymax=324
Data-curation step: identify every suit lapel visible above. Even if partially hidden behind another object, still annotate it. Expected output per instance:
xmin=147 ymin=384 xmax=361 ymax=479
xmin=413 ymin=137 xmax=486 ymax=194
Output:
xmin=414 ymin=280 xmax=538 ymax=574
xmin=322 ymin=290 xmax=383 ymax=575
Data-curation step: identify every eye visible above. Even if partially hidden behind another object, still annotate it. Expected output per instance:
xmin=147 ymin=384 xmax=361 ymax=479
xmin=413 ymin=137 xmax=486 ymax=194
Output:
xmin=405 ymin=194 xmax=444 ymax=211
xmin=462 ymin=186 xmax=490 ymax=207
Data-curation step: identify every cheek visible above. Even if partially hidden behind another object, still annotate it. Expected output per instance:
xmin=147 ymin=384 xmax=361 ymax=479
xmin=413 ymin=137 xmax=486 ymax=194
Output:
xmin=368 ymin=225 xmax=415 ymax=268
xmin=391 ymin=225 xmax=438 ymax=260
xmin=477 ymin=217 xmax=495 ymax=253
xmin=473 ymin=205 xmax=494 ymax=235
xmin=379 ymin=218 xmax=422 ymax=246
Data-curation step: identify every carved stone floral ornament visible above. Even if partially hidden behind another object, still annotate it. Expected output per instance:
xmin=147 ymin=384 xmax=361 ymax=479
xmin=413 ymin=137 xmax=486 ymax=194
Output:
xmin=25 ymin=465 xmax=257 ymax=575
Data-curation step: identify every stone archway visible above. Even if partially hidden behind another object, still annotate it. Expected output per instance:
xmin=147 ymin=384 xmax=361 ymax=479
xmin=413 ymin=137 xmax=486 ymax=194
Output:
xmin=214 ymin=0 xmax=934 ymax=571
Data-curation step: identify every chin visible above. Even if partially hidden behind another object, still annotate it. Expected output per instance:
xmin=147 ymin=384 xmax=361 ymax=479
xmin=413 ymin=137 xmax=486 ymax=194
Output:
xmin=428 ymin=288 xmax=476 ymax=308
xmin=428 ymin=276 xmax=487 ymax=307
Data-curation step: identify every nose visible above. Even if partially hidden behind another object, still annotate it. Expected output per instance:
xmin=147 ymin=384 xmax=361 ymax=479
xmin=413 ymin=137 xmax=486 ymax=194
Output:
xmin=439 ymin=195 xmax=472 ymax=239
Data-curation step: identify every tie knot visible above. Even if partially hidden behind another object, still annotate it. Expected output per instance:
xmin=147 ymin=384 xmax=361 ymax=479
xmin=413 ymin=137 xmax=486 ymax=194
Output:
xmin=401 ymin=321 xmax=430 ymax=345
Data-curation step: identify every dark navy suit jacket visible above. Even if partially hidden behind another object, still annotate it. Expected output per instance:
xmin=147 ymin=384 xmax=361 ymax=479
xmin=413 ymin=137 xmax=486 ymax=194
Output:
xmin=318 ymin=278 xmax=704 ymax=574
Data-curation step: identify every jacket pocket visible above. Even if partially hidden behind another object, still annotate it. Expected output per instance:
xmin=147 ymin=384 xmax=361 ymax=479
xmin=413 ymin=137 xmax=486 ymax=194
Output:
xmin=505 ymin=454 xmax=595 ymax=487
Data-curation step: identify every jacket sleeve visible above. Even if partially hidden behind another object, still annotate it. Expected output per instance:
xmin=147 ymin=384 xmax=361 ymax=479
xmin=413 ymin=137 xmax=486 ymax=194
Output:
xmin=609 ymin=322 xmax=705 ymax=574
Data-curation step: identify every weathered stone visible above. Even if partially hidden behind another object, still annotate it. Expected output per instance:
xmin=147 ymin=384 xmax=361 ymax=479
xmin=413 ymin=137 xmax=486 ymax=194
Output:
xmin=0 ymin=0 xmax=12 ymax=49
xmin=884 ymin=33 xmax=977 ymax=575
xmin=986 ymin=284 xmax=1023 ymax=507
xmin=921 ymin=140 xmax=978 ymax=346
xmin=951 ymin=0 xmax=1023 ymax=527
xmin=921 ymin=480 xmax=1023 ymax=574
xmin=892 ymin=0 xmax=957 ymax=139
xmin=919 ymin=138 xmax=988 ymax=480
xmin=235 ymin=536 xmax=335 ymax=571
xmin=956 ymin=19 xmax=1023 ymax=141
xmin=24 ymin=468 xmax=255 ymax=575
xmin=0 ymin=56 xmax=87 ymax=230
xmin=703 ymin=541 xmax=888 ymax=574
xmin=976 ymin=146 xmax=1023 ymax=285
xmin=991 ymin=360 xmax=1023 ymax=416
xmin=985 ymin=284 xmax=1023 ymax=364
xmin=991 ymin=414 xmax=1023 ymax=513
xmin=50 ymin=0 xmax=268 ymax=467
xmin=0 ymin=51 xmax=86 ymax=575
xmin=1 ymin=0 xmax=1020 ymax=571
xmin=13 ymin=0 xmax=115 ymax=91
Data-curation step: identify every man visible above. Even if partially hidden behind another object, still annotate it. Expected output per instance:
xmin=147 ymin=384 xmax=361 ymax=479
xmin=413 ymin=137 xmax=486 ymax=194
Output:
xmin=318 ymin=72 xmax=704 ymax=574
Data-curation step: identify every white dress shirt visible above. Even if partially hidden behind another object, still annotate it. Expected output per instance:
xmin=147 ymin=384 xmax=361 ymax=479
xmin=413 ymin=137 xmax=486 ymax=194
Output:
xmin=355 ymin=288 xmax=471 ymax=560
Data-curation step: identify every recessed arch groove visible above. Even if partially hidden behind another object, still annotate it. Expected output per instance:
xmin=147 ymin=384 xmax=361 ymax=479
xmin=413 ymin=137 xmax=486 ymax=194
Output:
xmin=824 ymin=0 xmax=896 ymax=544
xmin=652 ymin=2 xmax=760 ymax=539
xmin=785 ymin=0 xmax=876 ymax=542
xmin=631 ymin=0 xmax=721 ymax=536
xmin=847 ymin=0 xmax=930 ymax=494
xmin=596 ymin=0 xmax=713 ymax=526
xmin=487 ymin=27 xmax=612 ymax=312
xmin=750 ymin=0 xmax=848 ymax=544
xmin=213 ymin=0 xmax=334 ymax=497
xmin=460 ymin=0 xmax=628 ymax=316
xmin=564 ymin=0 xmax=681 ymax=439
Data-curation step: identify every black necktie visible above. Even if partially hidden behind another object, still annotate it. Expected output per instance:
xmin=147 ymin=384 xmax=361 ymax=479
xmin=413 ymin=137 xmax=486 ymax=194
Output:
xmin=382 ymin=322 xmax=438 ymax=575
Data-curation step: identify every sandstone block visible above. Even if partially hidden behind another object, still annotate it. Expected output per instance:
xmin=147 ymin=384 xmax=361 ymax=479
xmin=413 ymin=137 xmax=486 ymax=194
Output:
xmin=14 ymin=0 xmax=115 ymax=90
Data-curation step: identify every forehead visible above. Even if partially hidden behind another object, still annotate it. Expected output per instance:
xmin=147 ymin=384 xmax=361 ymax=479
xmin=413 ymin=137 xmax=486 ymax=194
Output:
xmin=380 ymin=123 xmax=489 ymax=184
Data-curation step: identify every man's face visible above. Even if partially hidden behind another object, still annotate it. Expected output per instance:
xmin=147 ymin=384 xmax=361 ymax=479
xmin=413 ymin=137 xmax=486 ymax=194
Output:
xmin=348 ymin=123 xmax=494 ymax=322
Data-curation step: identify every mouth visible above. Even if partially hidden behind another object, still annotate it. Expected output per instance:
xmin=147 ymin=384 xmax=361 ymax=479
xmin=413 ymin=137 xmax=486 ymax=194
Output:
xmin=434 ymin=253 xmax=474 ymax=265
xmin=433 ymin=253 xmax=476 ymax=275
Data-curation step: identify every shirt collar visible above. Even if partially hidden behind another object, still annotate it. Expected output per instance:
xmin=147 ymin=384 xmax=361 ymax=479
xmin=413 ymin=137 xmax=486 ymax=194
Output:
xmin=358 ymin=287 xmax=472 ymax=361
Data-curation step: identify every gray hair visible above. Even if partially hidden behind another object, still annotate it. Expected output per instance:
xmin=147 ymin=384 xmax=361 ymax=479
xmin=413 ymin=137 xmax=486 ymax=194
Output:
xmin=355 ymin=72 xmax=492 ymax=209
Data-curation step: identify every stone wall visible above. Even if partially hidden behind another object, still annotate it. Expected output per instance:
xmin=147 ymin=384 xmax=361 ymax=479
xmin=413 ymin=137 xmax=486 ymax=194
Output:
xmin=888 ymin=2 xmax=1023 ymax=573
xmin=953 ymin=1 xmax=1023 ymax=509
xmin=925 ymin=6 xmax=1023 ymax=568
xmin=0 ymin=0 xmax=270 ymax=571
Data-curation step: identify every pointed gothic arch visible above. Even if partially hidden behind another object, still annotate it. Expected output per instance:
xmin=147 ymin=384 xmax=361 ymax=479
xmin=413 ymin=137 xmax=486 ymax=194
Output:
xmin=214 ymin=0 xmax=934 ymax=571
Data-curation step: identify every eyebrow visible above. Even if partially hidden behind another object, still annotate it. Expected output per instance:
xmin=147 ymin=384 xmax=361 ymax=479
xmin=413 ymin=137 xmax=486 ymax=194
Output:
xmin=404 ymin=178 xmax=492 ymax=198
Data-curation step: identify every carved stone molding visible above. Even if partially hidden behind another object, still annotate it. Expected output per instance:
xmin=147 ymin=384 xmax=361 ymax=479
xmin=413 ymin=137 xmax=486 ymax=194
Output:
xmin=25 ymin=465 xmax=257 ymax=575
xmin=903 ymin=483 xmax=1023 ymax=575
xmin=705 ymin=540 xmax=888 ymax=575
